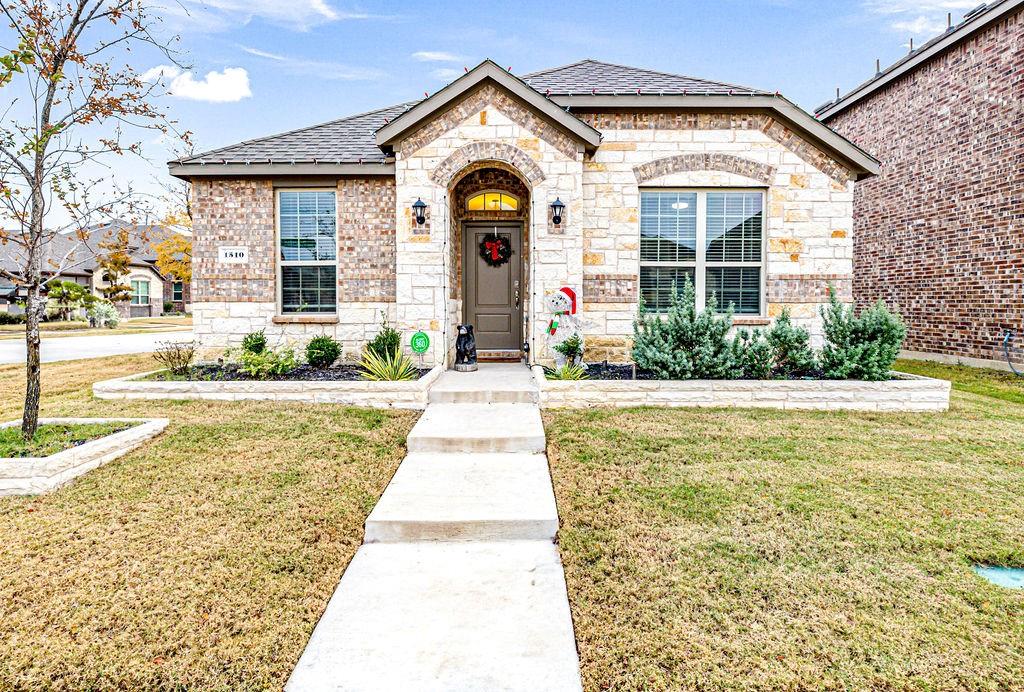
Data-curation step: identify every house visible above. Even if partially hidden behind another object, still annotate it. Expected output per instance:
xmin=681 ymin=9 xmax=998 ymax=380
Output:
xmin=0 ymin=222 xmax=192 ymax=317
xmin=169 ymin=59 xmax=878 ymax=366
xmin=816 ymin=0 xmax=1024 ymax=370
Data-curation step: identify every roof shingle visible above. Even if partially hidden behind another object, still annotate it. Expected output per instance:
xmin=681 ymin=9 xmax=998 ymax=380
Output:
xmin=523 ymin=59 xmax=767 ymax=95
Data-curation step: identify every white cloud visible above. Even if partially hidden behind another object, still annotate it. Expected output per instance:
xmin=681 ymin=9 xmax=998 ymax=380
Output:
xmin=157 ymin=0 xmax=399 ymax=32
xmin=141 ymin=65 xmax=252 ymax=103
xmin=240 ymin=46 xmax=387 ymax=81
xmin=430 ymin=68 xmax=463 ymax=81
xmin=864 ymin=0 xmax=978 ymax=36
xmin=891 ymin=15 xmax=948 ymax=34
xmin=412 ymin=51 xmax=464 ymax=63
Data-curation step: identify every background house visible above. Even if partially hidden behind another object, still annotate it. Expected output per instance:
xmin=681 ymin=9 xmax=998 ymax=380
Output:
xmin=171 ymin=59 xmax=878 ymax=366
xmin=816 ymin=0 xmax=1023 ymax=370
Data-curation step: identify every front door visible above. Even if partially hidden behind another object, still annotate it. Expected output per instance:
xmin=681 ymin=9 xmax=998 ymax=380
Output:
xmin=463 ymin=223 xmax=523 ymax=351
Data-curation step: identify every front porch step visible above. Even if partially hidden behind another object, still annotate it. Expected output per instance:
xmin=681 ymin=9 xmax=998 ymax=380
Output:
xmin=407 ymin=403 xmax=545 ymax=454
xmin=365 ymin=453 xmax=558 ymax=542
xmin=285 ymin=541 xmax=583 ymax=692
xmin=429 ymin=364 xmax=538 ymax=404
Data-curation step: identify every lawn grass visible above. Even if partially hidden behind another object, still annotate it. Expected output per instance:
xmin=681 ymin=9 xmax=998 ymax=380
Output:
xmin=895 ymin=357 xmax=1024 ymax=405
xmin=0 ymin=422 xmax=132 ymax=458
xmin=0 ymin=355 xmax=416 ymax=689
xmin=546 ymin=362 xmax=1024 ymax=690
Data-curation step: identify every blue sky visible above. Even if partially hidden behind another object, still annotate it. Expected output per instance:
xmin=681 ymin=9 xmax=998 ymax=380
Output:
xmin=7 ymin=0 xmax=985 ymax=219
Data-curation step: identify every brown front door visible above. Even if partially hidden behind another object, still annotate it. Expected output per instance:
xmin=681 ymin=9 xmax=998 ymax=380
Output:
xmin=463 ymin=223 xmax=523 ymax=351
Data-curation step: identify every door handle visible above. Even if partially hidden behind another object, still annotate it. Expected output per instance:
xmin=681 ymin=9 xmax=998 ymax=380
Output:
xmin=514 ymin=288 xmax=520 ymax=310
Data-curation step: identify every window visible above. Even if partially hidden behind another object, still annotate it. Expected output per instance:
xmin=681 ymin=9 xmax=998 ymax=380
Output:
xmin=278 ymin=190 xmax=337 ymax=314
xmin=640 ymin=189 xmax=764 ymax=314
xmin=130 ymin=279 xmax=150 ymax=305
xmin=172 ymin=281 xmax=183 ymax=302
xmin=466 ymin=191 xmax=519 ymax=211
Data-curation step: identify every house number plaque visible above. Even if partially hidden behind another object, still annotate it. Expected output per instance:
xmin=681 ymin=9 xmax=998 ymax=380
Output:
xmin=217 ymin=246 xmax=249 ymax=264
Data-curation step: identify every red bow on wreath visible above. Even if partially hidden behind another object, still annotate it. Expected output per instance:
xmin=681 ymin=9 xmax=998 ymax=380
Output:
xmin=484 ymin=238 xmax=503 ymax=261
xmin=479 ymin=233 xmax=512 ymax=267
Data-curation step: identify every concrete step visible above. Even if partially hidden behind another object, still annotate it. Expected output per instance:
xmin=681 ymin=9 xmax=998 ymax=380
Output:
xmin=407 ymin=403 xmax=545 ymax=454
xmin=429 ymin=364 xmax=538 ymax=404
xmin=365 ymin=453 xmax=558 ymax=542
xmin=285 ymin=541 xmax=583 ymax=692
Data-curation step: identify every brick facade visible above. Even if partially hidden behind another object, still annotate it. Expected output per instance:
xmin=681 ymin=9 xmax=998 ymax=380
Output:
xmin=825 ymin=9 xmax=1024 ymax=364
xmin=337 ymin=178 xmax=396 ymax=303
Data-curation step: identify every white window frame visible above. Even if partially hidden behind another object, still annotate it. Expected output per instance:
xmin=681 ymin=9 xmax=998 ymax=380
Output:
xmin=172 ymin=281 xmax=183 ymax=302
xmin=130 ymin=278 xmax=150 ymax=306
xmin=639 ymin=187 xmax=767 ymax=316
xmin=275 ymin=188 xmax=338 ymax=315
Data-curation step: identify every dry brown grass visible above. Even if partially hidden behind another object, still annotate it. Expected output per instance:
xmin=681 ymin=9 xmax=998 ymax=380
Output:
xmin=546 ymin=369 xmax=1024 ymax=690
xmin=0 ymin=355 xmax=416 ymax=689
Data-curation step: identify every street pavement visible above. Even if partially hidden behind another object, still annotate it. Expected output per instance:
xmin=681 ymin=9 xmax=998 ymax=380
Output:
xmin=0 ymin=330 xmax=193 ymax=365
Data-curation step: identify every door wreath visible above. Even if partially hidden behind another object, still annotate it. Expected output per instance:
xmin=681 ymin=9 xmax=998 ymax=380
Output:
xmin=479 ymin=233 xmax=513 ymax=268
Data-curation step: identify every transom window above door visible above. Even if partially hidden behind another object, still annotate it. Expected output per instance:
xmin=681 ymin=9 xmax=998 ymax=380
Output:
xmin=640 ymin=189 xmax=765 ymax=315
xmin=467 ymin=191 xmax=519 ymax=211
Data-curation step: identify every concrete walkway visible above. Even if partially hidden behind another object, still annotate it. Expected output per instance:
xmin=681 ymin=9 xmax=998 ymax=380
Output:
xmin=0 ymin=330 xmax=192 ymax=365
xmin=287 ymin=364 xmax=582 ymax=691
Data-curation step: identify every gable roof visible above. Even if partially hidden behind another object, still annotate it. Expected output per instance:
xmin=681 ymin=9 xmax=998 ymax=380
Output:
xmin=375 ymin=60 xmax=603 ymax=151
xmin=523 ymin=59 xmax=767 ymax=95
xmin=816 ymin=0 xmax=1023 ymax=120
xmin=169 ymin=58 xmax=878 ymax=180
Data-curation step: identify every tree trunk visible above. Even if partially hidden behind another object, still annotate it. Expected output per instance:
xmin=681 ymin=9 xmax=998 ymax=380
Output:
xmin=21 ymin=284 xmax=43 ymax=440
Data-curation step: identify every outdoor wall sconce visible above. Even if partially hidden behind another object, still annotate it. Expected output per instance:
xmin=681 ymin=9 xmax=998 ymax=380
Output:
xmin=412 ymin=198 xmax=427 ymax=226
xmin=550 ymin=198 xmax=565 ymax=225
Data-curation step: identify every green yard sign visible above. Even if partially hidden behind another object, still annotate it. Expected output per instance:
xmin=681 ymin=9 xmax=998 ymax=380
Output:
xmin=410 ymin=331 xmax=430 ymax=354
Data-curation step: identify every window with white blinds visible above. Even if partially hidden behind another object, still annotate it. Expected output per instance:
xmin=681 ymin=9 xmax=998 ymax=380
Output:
xmin=278 ymin=190 xmax=337 ymax=314
xmin=639 ymin=189 xmax=765 ymax=314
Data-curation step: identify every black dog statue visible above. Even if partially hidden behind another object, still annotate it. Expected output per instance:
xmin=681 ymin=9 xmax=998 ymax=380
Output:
xmin=454 ymin=324 xmax=478 ymax=372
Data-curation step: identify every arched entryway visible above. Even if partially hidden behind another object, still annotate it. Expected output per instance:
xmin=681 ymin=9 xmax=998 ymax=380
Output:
xmin=448 ymin=162 xmax=532 ymax=357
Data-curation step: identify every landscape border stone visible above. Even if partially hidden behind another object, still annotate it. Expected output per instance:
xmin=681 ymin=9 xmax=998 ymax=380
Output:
xmin=93 ymin=365 xmax=445 ymax=409
xmin=0 ymin=417 xmax=168 ymax=496
xmin=531 ymin=367 xmax=950 ymax=411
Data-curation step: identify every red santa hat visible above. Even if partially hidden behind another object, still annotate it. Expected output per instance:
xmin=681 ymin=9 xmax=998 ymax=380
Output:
xmin=559 ymin=286 xmax=577 ymax=315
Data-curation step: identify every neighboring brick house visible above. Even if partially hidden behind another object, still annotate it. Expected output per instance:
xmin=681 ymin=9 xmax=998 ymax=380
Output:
xmin=817 ymin=0 xmax=1024 ymax=370
xmin=170 ymin=59 xmax=878 ymax=366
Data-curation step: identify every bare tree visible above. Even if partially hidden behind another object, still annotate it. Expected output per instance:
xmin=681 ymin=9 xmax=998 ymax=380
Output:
xmin=0 ymin=0 xmax=183 ymax=439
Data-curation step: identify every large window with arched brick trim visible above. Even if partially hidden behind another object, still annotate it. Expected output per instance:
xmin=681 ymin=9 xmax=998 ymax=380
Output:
xmin=640 ymin=188 xmax=765 ymax=315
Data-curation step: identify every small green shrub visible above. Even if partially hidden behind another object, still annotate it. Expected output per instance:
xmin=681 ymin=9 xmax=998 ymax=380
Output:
xmin=553 ymin=334 xmax=584 ymax=365
xmin=365 ymin=312 xmax=401 ymax=359
xmin=360 ymin=347 xmax=417 ymax=381
xmin=0 ymin=312 xmax=25 ymax=325
xmin=766 ymin=308 xmax=816 ymax=378
xmin=88 ymin=300 xmax=119 ymax=328
xmin=238 ymin=346 xmax=297 ymax=378
xmin=241 ymin=330 xmax=267 ymax=355
xmin=163 ymin=300 xmax=175 ymax=313
xmin=543 ymin=363 xmax=588 ymax=380
xmin=818 ymin=287 xmax=907 ymax=381
xmin=632 ymin=276 xmax=738 ymax=380
xmin=153 ymin=341 xmax=196 ymax=376
xmin=733 ymin=329 xmax=774 ymax=380
xmin=306 ymin=335 xmax=341 ymax=368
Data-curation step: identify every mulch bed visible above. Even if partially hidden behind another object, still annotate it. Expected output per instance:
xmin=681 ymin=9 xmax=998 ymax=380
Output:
xmin=148 ymin=364 xmax=430 ymax=382
xmin=581 ymin=362 xmax=658 ymax=380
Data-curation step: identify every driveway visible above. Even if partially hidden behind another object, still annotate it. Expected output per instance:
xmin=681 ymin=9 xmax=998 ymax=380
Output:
xmin=0 ymin=330 xmax=193 ymax=365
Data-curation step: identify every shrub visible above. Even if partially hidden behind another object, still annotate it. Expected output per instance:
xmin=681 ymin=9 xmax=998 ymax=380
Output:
xmin=238 ymin=346 xmax=298 ymax=378
xmin=0 ymin=312 xmax=25 ymax=325
xmin=733 ymin=329 xmax=774 ymax=380
xmin=360 ymin=346 xmax=417 ymax=381
xmin=632 ymin=276 xmax=738 ymax=380
xmin=543 ymin=363 xmax=588 ymax=380
xmin=153 ymin=341 xmax=195 ymax=376
xmin=306 ymin=335 xmax=341 ymax=368
xmin=818 ymin=287 xmax=907 ymax=381
xmin=88 ymin=300 xmax=120 ymax=328
xmin=766 ymin=308 xmax=816 ymax=378
xmin=241 ymin=330 xmax=267 ymax=355
xmin=365 ymin=312 xmax=401 ymax=359
xmin=553 ymin=334 xmax=584 ymax=366
xmin=163 ymin=300 xmax=175 ymax=313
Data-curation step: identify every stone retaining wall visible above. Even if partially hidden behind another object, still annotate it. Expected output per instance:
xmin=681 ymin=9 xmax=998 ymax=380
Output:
xmin=93 ymin=366 xmax=444 ymax=409
xmin=532 ymin=367 xmax=950 ymax=412
xmin=0 ymin=417 xmax=168 ymax=496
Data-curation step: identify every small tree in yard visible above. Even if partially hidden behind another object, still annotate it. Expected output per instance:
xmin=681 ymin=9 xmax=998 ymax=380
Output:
xmin=97 ymin=227 xmax=133 ymax=303
xmin=47 ymin=279 xmax=94 ymax=320
xmin=152 ymin=231 xmax=191 ymax=284
xmin=0 ymin=1 xmax=181 ymax=440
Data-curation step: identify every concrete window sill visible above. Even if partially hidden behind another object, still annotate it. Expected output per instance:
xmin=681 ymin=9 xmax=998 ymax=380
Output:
xmin=272 ymin=315 xmax=339 ymax=325
xmin=732 ymin=317 xmax=771 ymax=326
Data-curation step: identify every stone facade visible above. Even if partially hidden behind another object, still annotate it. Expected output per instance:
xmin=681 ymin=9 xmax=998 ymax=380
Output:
xmin=824 ymin=9 xmax=1023 ymax=366
xmin=189 ymin=84 xmax=857 ymax=367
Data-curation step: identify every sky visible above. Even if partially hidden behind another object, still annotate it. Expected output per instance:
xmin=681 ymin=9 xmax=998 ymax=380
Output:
xmin=4 ymin=0 xmax=987 ymax=221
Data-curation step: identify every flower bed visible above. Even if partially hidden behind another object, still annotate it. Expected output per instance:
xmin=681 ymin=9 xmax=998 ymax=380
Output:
xmin=143 ymin=363 xmax=432 ymax=382
xmin=94 ymin=365 xmax=444 ymax=409
xmin=532 ymin=366 xmax=950 ymax=412
xmin=0 ymin=417 xmax=167 ymax=496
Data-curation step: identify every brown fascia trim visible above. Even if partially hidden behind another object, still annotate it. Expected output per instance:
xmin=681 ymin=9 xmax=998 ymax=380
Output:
xmin=816 ymin=0 xmax=1024 ymax=120
xmin=167 ymin=161 xmax=395 ymax=180
xmin=375 ymin=60 xmax=603 ymax=151
xmin=552 ymin=93 xmax=880 ymax=178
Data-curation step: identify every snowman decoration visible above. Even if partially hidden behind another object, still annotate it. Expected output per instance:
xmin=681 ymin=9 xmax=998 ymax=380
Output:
xmin=544 ymin=286 xmax=584 ymax=369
